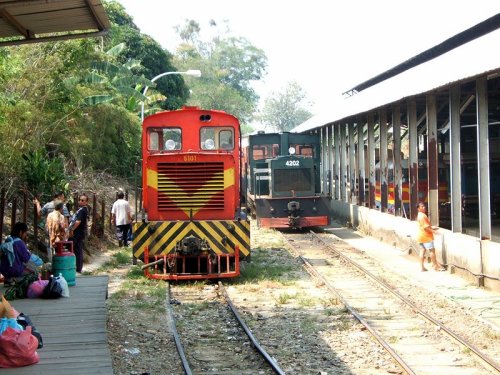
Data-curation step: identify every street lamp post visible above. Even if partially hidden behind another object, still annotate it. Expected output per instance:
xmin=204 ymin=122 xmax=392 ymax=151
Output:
xmin=141 ymin=69 xmax=202 ymax=121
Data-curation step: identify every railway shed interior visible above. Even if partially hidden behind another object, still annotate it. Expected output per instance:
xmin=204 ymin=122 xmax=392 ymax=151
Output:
xmin=294 ymin=14 xmax=500 ymax=290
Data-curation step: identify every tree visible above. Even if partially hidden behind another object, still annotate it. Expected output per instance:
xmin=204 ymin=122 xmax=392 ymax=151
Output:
xmin=173 ymin=19 xmax=268 ymax=124
xmin=104 ymin=1 xmax=190 ymax=111
xmin=259 ymin=81 xmax=313 ymax=132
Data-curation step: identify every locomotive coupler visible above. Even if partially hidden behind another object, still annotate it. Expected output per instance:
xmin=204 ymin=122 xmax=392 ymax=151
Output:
xmin=175 ymin=235 xmax=210 ymax=256
xmin=287 ymin=201 xmax=301 ymax=227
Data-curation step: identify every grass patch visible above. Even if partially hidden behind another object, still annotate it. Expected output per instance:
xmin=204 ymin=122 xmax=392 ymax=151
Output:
xmin=300 ymin=316 xmax=318 ymax=333
xmin=127 ymin=265 xmax=145 ymax=279
xmin=275 ymin=292 xmax=296 ymax=305
xmin=114 ymin=250 xmax=131 ymax=265
xmin=238 ymin=248 xmax=296 ymax=283
xmin=298 ymin=296 xmax=317 ymax=307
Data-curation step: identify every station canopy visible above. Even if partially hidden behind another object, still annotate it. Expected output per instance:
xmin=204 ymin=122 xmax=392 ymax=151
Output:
xmin=0 ymin=0 xmax=110 ymax=47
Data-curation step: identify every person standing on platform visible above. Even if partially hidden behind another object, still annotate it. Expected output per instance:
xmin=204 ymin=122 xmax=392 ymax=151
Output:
xmin=46 ymin=201 xmax=67 ymax=261
xmin=68 ymin=194 xmax=89 ymax=273
xmin=111 ymin=191 xmax=133 ymax=247
xmin=34 ymin=191 xmax=71 ymax=260
xmin=34 ymin=191 xmax=71 ymax=226
xmin=416 ymin=202 xmax=445 ymax=272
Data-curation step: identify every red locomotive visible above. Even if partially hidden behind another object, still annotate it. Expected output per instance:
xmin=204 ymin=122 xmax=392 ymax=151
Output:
xmin=133 ymin=107 xmax=250 ymax=280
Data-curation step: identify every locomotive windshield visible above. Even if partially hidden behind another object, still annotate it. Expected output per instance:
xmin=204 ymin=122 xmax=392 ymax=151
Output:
xmin=148 ymin=127 xmax=181 ymax=151
xmin=200 ymin=127 xmax=234 ymax=150
xmin=289 ymin=144 xmax=314 ymax=157
xmin=251 ymin=144 xmax=279 ymax=160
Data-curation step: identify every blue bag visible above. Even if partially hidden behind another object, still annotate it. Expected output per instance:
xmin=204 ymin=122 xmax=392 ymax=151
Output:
xmin=0 ymin=317 xmax=22 ymax=335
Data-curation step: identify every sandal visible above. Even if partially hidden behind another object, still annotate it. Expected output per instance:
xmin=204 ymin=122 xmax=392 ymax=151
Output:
xmin=434 ymin=267 xmax=446 ymax=272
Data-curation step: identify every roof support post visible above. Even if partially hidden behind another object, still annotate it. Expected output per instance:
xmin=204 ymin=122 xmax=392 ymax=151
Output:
xmin=320 ymin=127 xmax=328 ymax=194
xmin=379 ymin=108 xmax=388 ymax=212
xmin=357 ymin=119 xmax=366 ymax=207
xmin=340 ymin=123 xmax=347 ymax=202
xmin=348 ymin=122 xmax=356 ymax=204
xmin=449 ymin=85 xmax=463 ymax=232
xmin=476 ymin=77 xmax=491 ymax=239
xmin=408 ymin=99 xmax=419 ymax=220
xmin=328 ymin=124 xmax=333 ymax=197
xmin=392 ymin=104 xmax=403 ymax=216
xmin=367 ymin=113 xmax=376 ymax=209
xmin=426 ymin=93 xmax=439 ymax=226
xmin=324 ymin=126 xmax=331 ymax=196
xmin=334 ymin=124 xmax=341 ymax=200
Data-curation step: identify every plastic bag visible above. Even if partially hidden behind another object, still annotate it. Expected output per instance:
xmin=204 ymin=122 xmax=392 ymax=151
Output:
xmin=4 ymin=273 xmax=38 ymax=300
xmin=41 ymin=275 xmax=63 ymax=299
xmin=27 ymin=276 xmax=49 ymax=299
xmin=16 ymin=313 xmax=43 ymax=349
xmin=29 ymin=254 xmax=43 ymax=267
xmin=0 ymin=295 xmax=19 ymax=318
xmin=0 ymin=317 xmax=22 ymax=335
xmin=0 ymin=326 xmax=39 ymax=367
xmin=55 ymin=274 xmax=69 ymax=298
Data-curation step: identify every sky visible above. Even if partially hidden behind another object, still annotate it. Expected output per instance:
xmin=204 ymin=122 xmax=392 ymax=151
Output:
xmin=116 ymin=0 xmax=500 ymax=115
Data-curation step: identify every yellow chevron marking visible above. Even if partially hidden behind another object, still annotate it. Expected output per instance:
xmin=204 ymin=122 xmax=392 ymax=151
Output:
xmin=148 ymin=167 xmax=235 ymax=217
xmin=234 ymin=223 xmax=250 ymax=246
xmin=215 ymin=223 xmax=249 ymax=255
xmin=149 ymin=221 xmax=184 ymax=255
xmin=147 ymin=168 xmax=157 ymax=189
xmin=224 ymin=167 xmax=234 ymax=189
xmin=133 ymin=221 xmax=250 ymax=258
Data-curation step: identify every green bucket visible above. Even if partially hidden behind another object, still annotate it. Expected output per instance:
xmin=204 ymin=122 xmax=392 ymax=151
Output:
xmin=52 ymin=252 xmax=76 ymax=286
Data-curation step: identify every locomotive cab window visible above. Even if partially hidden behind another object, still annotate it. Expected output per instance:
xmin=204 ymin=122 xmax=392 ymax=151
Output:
xmin=200 ymin=127 xmax=234 ymax=150
xmin=251 ymin=144 xmax=279 ymax=160
xmin=290 ymin=144 xmax=314 ymax=157
xmin=148 ymin=128 xmax=181 ymax=151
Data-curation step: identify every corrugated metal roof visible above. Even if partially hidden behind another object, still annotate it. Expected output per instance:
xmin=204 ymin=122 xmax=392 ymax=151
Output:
xmin=0 ymin=0 xmax=110 ymax=46
xmin=294 ymin=23 xmax=500 ymax=133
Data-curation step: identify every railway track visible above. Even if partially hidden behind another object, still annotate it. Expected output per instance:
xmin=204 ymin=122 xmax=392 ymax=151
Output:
xmin=281 ymin=230 xmax=500 ymax=375
xmin=166 ymin=281 xmax=285 ymax=375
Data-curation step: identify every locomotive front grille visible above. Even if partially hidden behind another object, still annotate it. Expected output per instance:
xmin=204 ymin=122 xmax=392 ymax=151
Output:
xmin=157 ymin=162 xmax=225 ymax=210
xmin=274 ymin=168 xmax=313 ymax=192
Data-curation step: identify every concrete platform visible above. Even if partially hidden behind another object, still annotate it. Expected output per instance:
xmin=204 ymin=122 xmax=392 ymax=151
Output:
xmin=0 ymin=275 xmax=112 ymax=374
xmin=322 ymin=221 xmax=500 ymax=331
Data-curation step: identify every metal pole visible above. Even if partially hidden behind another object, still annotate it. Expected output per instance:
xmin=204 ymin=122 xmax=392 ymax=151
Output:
xmin=141 ymin=70 xmax=201 ymax=121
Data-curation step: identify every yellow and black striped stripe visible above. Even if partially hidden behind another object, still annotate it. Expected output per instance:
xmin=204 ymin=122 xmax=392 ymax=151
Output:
xmin=132 ymin=220 xmax=250 ymax=259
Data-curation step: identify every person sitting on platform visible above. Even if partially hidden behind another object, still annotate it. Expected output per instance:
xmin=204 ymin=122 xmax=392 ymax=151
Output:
xmin=0 ymin=222 xmax=38 ymax=286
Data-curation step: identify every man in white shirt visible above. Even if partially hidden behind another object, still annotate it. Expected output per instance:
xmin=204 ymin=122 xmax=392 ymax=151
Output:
xmin=111 ymin=191 xmax=133 ymax=247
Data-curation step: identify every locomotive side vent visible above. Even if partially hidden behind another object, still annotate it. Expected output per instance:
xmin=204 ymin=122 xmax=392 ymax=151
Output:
xmin=157 ymin=162 xmax=225 ymax=210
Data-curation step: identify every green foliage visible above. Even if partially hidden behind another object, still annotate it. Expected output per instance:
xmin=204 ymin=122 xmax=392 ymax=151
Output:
xmin=173 ymin=19 xmax=268 ymax=124
xmin=259 ymin=81 xmax=313 ymax=132
xmin=21 ymin=150 xmax=68 ymax=200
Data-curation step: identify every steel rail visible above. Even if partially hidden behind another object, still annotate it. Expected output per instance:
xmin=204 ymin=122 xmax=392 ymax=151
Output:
xmin=309 ymin=230 xmax=500 ymax=374
xmin=280 ymin=234 xmax=416 ymax=375
xmin=165 ymin=282 xmax=193 ymax=375
xmin=218 ymin=281 xmax=286 ymax=375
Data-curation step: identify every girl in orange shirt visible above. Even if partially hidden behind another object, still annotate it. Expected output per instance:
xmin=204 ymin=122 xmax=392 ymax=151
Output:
xmin=417 ymin=202 xmax=445 ymax=272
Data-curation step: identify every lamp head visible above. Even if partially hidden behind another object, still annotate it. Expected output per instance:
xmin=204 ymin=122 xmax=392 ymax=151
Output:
xmin=185 ymin=69 xmax=202 ymax=77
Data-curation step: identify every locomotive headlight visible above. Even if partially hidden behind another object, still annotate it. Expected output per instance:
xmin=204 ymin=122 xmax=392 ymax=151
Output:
xmin=288 ymin=147 xmax=296 ymax=155
xmin=204 ymin=139 xmax=215 ymax=149
xmin=165 ymin=139 xmax=176 ymax=150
